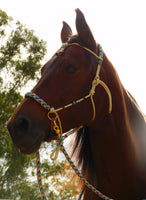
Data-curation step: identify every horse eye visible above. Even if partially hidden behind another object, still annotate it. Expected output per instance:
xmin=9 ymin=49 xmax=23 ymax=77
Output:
xmin=64 ymin=64 xmax=78 ymax=75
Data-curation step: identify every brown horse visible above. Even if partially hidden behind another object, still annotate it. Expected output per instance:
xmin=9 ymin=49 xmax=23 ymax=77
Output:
xmin=7 ymin=9 xmax=146 ymax=200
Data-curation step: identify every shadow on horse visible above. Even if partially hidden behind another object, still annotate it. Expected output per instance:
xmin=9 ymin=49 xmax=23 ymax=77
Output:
xmin=7 ymin=9 xmax=146 ymax=200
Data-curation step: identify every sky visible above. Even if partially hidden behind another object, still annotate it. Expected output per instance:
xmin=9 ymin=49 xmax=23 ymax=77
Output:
xmin=1 ymin=0 xmax=146 ymax=114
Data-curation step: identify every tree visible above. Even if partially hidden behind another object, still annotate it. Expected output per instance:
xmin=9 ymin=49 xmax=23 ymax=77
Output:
xmin=0 ymin=10 xmax=79 ymax=200
xmin=0 ymin=9 xmax=46 ymax=199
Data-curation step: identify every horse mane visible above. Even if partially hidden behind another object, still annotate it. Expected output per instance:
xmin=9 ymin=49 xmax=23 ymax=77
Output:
xmin=71 ymin=126 xmax=96 ymax=195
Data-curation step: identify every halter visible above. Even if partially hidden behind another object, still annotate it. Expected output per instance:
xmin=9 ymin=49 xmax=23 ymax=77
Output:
xmin=25 ymin=43 xmax=113 ymax=200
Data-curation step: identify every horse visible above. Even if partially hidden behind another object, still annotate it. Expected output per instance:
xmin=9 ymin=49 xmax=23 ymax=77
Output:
xmin=7 ymin=9 xmax=146 ymax=200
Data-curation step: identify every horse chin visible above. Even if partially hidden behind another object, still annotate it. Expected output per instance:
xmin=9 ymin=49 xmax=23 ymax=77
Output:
xmin=17 ymin=138 xmax=42 ymax=155
xmin=13 ymin=133 xmax=44 ymax=155
xmin=14 ymin=131 xmax=58 ymax=155
xmin=19 ymin=146 xmax=39 ymax=155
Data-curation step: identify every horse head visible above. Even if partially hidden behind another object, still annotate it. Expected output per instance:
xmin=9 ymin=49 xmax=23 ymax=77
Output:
xmin=7 ymin=9 xmax=110 ymax=154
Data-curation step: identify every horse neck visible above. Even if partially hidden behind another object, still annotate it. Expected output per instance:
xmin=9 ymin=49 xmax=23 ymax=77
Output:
xmin=101 ymin=52 xmax=146 ymax=168
xmin=84 ymin=52 xmax=146 ymax=199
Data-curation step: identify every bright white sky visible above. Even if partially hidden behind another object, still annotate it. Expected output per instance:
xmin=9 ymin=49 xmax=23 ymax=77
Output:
xmin=1 ymin=0 xmax=146 ymax=114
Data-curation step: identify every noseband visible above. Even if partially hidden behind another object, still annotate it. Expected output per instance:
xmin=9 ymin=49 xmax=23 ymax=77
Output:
xmin=25 ymin=43 xmax=113 ymax=200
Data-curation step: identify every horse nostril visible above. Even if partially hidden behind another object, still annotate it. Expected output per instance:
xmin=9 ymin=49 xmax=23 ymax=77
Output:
xmin=15 ymin=117 xmax=30 ymax=137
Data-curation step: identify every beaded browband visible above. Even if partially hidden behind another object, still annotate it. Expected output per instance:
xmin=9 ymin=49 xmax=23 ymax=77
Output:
xmin=25 ymin=43 xmax=113 ymax=200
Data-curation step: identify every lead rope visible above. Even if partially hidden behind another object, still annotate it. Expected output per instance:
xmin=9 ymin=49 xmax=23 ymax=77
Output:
xmin=48 ymin=108 xmax=113 ymax=200
xmin=25 ymin=43 xmax=113 ymax=200
xmin=57 ymin=137 xmax=113 ymax=200
xmin=36 ymin=151 xmax=47 ymax=200
xmin=35 ymin=107 xmax=113 ymax=200
xmin=36 ymin=129 xmax=113 ymax=200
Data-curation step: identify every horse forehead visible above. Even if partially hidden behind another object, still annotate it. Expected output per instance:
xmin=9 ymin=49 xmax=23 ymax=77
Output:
xmin=42 ymin=45 xmax=87 ymax=72
xmin=65 ymin=45 xmax=86 ymax=59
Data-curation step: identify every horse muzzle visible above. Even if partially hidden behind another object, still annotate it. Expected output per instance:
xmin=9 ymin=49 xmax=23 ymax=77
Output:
xmin=7 ymin=115 xmax=50 ymax=154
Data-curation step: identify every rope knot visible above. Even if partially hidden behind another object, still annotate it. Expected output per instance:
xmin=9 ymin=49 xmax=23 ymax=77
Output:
xmin=89 ymin=75 xmax=112 ymax=120
xmin=92 ymin=76 xmax=100 ymax=85
xmin=89 ymin=76 xmax=100 ymax=96
xmin=50 ymin=145 xmax=60 ymax=161
xmin=89 ymin=88 xmax=95 ymax=96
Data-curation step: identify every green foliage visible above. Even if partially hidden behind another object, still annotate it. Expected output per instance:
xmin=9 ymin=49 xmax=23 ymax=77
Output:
xmin=0 ymin=9 xmax=48 ymax=199
xmin=0 ymin=10 xmax=79 ymax=200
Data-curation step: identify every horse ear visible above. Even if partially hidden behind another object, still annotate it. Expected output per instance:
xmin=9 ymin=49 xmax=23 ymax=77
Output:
xmin=75 ymin=8 xmax=96 ymax=52
xmin=61 ymin=21 xmax=73 ymax=43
